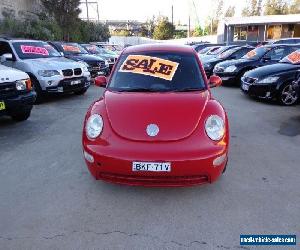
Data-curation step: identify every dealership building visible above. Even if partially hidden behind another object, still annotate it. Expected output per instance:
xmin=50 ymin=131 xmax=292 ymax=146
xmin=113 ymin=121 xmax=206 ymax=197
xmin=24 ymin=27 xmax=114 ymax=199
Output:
xmin=217 ymin=14 xmax=300 ymax=43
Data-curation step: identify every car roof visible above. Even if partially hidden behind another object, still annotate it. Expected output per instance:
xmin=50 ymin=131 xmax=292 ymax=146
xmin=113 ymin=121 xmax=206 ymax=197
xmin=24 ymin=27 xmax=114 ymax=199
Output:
xmin=123 ymin=44 xmax=195 ymax=54
xmin=1 ymin=38 xmax=45 ymax=43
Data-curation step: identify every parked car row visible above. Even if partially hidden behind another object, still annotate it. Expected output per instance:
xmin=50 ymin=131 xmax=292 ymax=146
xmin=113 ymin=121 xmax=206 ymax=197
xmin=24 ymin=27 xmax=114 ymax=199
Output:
xmin=197 ymin=42 xmax=300 ymax=105
xmin=0 ymin=37 xmax=121 ymax=121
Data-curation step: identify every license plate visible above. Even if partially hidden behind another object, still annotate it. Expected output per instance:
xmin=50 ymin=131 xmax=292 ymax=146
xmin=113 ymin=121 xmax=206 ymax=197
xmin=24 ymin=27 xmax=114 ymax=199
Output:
xmin=71 ymin=80 xmax=82 ymax=85
xmin=221 ymin=77 xmax=230 ymax=81
xmin=242 ymin=83 xmax=249 ymax=91
xmin=0 ymin=101 xmax=5 ymax=111
xmin=93 ymin=67 xmax=100 ymax=70
xmin=132 ymin=162 xmax=171 ymax=172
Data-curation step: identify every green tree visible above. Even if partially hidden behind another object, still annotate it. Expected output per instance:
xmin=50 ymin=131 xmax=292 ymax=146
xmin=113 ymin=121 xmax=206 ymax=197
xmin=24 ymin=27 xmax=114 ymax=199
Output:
xmin=224 ymin=6 xmax=235 ymax=17
xmin=242 ymin=0 xmax=262 ymax=16
xmin=138 ymin=25 xmax=149 ymax=37
xmin=41 ymin=0 xmax=81 ymax=41
xmin=192 ymin=26 xmax=205 ymax=37
xmin=153 ymin=17 xmax=175 ymax=40
xmin=204 ymin=0 xmax=224 ymax=35
xmin=264 ymin=0 xmax=289 ymax=15
xmin=289 ymin=0 xmax=300 ymax=14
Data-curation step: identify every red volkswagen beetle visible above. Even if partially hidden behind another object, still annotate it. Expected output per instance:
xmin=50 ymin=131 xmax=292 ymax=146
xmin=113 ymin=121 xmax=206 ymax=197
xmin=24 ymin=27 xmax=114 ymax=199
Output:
xmin=82 ymin=44 xmax=229 ymax=187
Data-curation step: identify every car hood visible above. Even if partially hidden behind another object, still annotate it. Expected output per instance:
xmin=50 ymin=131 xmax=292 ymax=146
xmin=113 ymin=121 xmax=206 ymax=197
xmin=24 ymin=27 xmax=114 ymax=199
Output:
xmin=202 ymin=57 xmax=222 ymax=64
xmin=245 ymin=63 xmax=300 ymax=78
xmin=104 ymin=90 xmax=210 ymax=142
xmin=24 ymin=57 xmax=83 ymax=71
xmin=66 ymin=54 xmax=104 ymax=62
xmin=217 ymin=58 xmax=252 ymax=68
xmin=0 ymin=65 xmax=29 ymax=82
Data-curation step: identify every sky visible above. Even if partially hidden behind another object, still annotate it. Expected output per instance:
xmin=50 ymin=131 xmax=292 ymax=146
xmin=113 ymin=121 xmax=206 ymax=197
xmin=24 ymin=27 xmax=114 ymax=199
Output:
xmin=79 ymin=0 xmax=245 ymax=27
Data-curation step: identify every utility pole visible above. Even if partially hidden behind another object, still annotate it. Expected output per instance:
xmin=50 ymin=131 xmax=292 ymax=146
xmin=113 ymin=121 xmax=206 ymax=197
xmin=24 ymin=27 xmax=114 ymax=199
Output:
xmin=85 ymin=0 xmax=89 ymax=21
xmin=171 ymin=5 xmax=174 ymax=26
xmin=80 ymin=1 xmax=100 ymax=22
xmin=188 ymin=15 xmax=191 ymax=37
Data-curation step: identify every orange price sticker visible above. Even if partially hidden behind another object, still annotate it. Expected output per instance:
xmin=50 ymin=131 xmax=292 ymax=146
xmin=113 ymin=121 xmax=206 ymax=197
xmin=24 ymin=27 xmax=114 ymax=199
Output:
xmin=119 ymin=55 xmax=179 ymax=81
xmin=62 ymin=45 xmax=81 ymax=52
xmin=287 ymin=51 xmax=300 ymax=64
xmin=245 ymin=50 xmax=257 ymax=58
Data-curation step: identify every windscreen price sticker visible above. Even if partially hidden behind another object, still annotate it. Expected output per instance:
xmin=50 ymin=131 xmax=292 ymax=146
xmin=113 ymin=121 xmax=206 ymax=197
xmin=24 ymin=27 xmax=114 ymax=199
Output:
xmin=287 ymin=51 xmax=300 ymax=64
xmin=21 ymin=45 xmax=49 ymax=56
xmin=62 ymin=45 xmax=81 ymax=52
xmin=119 ymin=55 xmax=179 ymax=81
xmin=246 ymin=50 xmax=257 ymax=58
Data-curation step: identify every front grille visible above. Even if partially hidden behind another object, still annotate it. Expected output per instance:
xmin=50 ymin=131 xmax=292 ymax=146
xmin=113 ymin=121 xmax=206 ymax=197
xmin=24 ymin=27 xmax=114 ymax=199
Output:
xmin=62 ymin=69 xmax=73 ymax=77
xmin=74 ymin=68 xmax=82 ymax=76
xmin=0 ymin=82 xmax=17 ymax=97
xmin=242 ymin=76 xmax=257 ymax=84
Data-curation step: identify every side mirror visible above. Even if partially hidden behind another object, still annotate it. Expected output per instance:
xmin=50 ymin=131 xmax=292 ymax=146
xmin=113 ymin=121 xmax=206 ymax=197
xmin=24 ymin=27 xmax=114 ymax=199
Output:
xmin=94 ymin=76 xmax=107 ymax=88
xmin=208 ymin=75 xmax=222 ymax=88
xmin=0 ymin=53 xmax=13 ymax=63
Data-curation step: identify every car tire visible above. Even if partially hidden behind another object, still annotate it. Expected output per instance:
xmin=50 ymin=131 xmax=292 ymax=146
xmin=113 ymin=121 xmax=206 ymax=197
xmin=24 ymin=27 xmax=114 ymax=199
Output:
xmin=74 ymin=88 xmax=87 ymax=95
xmin=278 ymin=82 xmax=299 ymax=106
xmin=30 ymin=77 xmax=44 ymax=104
xmin=222 ymin=158 xmax=228 ymax=174
xmin=11 ymin=109 xmax=31 ymax=122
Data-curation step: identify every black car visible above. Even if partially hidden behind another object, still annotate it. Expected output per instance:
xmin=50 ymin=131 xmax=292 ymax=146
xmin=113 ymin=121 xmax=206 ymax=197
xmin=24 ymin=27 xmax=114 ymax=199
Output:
xmin=199 ymin=45 xmax=239 ymax=61
xmin=272 ymin=38 xmax=300 ymax=45
xmin=213 ymin=44 xmax=300 ymax=85
xmin=202 ymin=46 xmax=253 ymax=78
xmin=241 ymin=50 xmax=300 ymax=106
xmin=48 ymin=42 xmax=110 ymax=77
xmin=80 ymin=44 xmax=118 ymax=71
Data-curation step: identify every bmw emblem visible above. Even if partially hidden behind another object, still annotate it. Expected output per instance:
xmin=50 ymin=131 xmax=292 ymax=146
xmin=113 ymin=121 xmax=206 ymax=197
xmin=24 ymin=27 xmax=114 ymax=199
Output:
xmin=146 ymin=124 xmax=159 ymax=137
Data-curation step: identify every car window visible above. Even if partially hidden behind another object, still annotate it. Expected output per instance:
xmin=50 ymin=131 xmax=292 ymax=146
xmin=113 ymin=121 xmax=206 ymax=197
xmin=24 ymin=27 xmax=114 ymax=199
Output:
xmin=265 ymin=47 xmax=288 ymax=60
xmin=12 ymin=41 xmax=61 ymax=59
xmin=109 ymin=52 xmax=206 ymax=92
xmin=232 ymin=48 xmax=252 ymax=59
xmin=242 ymin=47 xmax=270 ymax=60
xmin=57 ymin=43 xmax=88 ymax=55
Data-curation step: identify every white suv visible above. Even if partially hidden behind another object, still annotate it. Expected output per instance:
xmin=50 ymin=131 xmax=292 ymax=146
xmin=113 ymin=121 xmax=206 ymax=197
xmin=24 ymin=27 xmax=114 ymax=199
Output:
xmin=0 ymin=38 xmax=91 ymax=103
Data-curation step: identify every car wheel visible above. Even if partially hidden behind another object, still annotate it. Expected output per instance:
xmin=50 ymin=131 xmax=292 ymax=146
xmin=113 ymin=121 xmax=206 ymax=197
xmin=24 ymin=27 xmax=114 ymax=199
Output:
xmin=278 ymin=82 xmax=299 ymax=106
xmin=11 ymin=109 xmax=31 ymax=122
xmin=74 ymin=88 xmax=87 ymax=95
xmin=31 ymin=77 xmax=44 ymax=103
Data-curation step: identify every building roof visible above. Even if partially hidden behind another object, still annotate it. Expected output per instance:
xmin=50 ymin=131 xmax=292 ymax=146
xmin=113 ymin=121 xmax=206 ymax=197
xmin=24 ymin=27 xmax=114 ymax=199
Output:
xmin=224 ymin=14 xmax=300 ymax=26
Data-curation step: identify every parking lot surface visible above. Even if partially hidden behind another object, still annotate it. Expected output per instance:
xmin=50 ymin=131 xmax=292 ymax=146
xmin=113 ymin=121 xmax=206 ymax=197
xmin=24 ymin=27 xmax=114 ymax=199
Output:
xmin=0 ymin=85 xmax=299 ymax=250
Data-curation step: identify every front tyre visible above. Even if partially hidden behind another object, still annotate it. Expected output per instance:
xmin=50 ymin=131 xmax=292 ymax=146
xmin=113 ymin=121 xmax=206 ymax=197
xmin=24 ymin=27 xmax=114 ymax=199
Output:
xmin=278 ymin=82 xmax=299 ymax=106
xmin=11 ymin=109 xmax=31 ymax=122
xmin=31 ymin=77 xmax=44 ymax=104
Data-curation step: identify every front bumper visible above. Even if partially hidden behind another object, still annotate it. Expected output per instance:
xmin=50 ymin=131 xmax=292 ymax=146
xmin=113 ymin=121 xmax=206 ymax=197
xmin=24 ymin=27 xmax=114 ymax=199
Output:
xmin=241 ymin=80 xmax=278 ymax=99
xmin=82 ymin=140 xmax=228 ymax=187
xmin=45 ymin=77 xmax=90 ymax=93
xmin=0 ymin=91 xmax=36 ymax=116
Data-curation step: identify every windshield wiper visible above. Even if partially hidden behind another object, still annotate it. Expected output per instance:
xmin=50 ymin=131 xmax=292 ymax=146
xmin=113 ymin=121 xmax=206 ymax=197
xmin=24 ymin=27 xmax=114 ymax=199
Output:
xmin=173 ymin=87 xmax=204 ymax=92
xmin=115 ymin=88 xmax=159 ymax=92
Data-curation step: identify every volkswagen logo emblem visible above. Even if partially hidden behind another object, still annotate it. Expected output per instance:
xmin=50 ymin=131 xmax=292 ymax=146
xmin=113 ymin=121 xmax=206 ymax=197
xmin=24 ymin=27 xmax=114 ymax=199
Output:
xmin=146 ymin=124 xmax=159 ymax=137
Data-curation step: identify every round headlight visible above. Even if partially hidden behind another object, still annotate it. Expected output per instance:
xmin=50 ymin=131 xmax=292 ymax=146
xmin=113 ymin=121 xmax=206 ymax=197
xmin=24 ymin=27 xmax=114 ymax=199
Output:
xmin=205 ymin=115 xmax=225 ymax=141
xmin=86 ymin=114 xmax=103 ymax=139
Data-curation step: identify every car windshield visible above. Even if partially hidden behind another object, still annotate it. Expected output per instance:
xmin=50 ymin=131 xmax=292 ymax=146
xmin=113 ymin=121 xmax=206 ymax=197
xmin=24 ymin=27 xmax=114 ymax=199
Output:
xmin=280 ymin=50 xmax=300 ymax=64
xmin=12 ymin=41 xmax=61 ymax=59
xmin=218 ymin=47 xmax=240 ymax=59
xmin=242 ymin=47 xmax=270 ymax=60
xmin=108 ymin=52 xmax=206 ymax=92
xmin=84 ymin=45 xmax=116 ymax=56
xmin=59 ymin=43 xmax=88 ymax=55
xmin=198 ymin=47 xmax=211 ymax=54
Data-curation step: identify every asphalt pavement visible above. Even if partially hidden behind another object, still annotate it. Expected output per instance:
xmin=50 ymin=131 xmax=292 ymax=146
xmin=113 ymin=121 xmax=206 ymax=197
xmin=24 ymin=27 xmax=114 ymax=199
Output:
xmin=0 ymin=85 xmax=299 ymax=250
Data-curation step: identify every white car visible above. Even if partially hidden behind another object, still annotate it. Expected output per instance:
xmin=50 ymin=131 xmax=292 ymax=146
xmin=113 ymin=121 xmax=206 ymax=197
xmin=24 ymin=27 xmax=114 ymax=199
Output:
xmin=0 ymin=64 xmax=36 ymax=121
xmin=0 ymin=38 xmax=91 ymax=103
